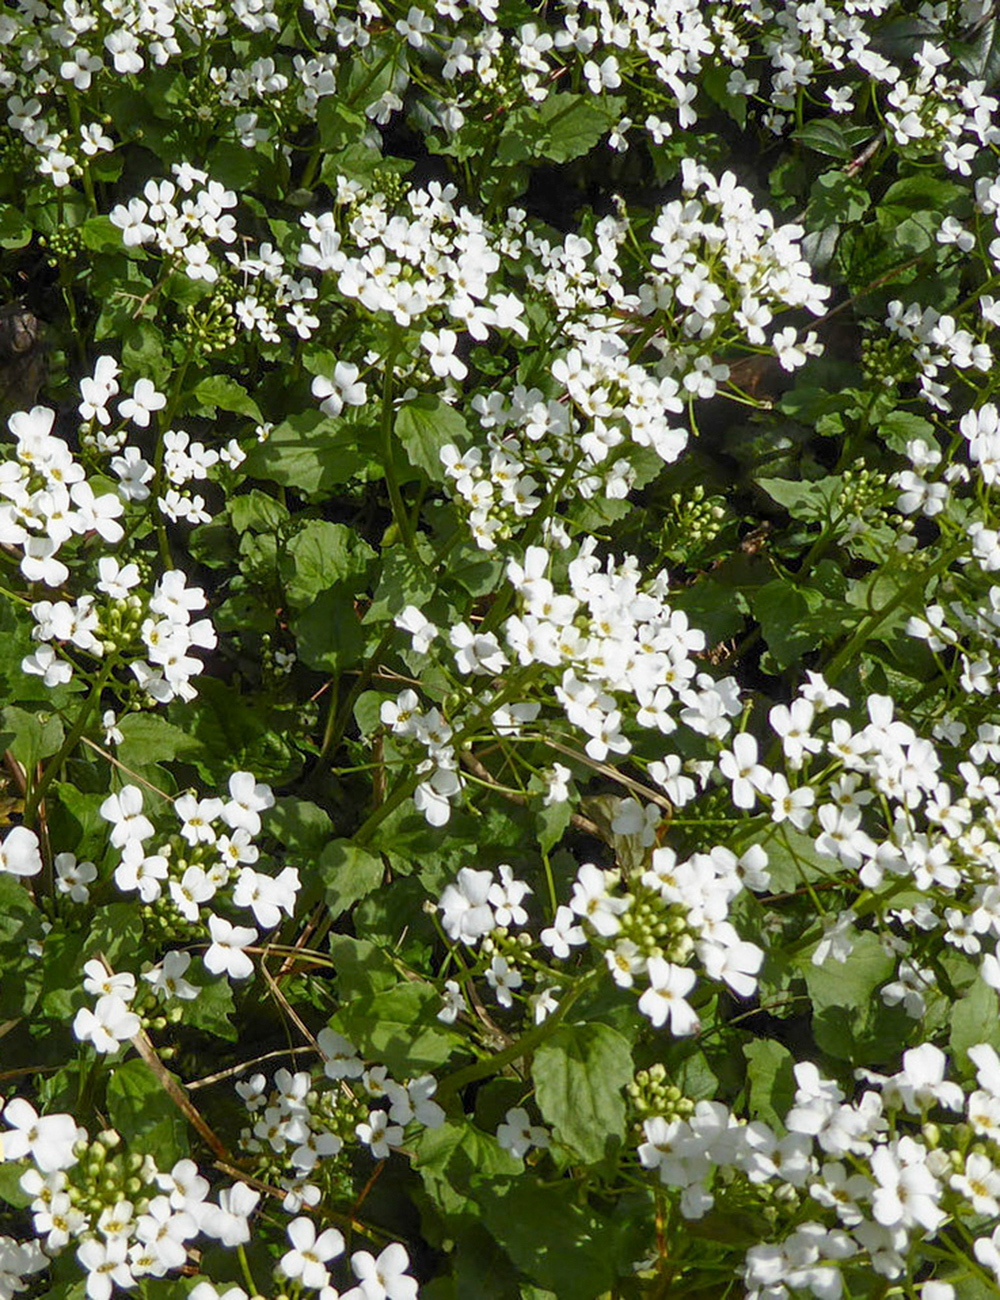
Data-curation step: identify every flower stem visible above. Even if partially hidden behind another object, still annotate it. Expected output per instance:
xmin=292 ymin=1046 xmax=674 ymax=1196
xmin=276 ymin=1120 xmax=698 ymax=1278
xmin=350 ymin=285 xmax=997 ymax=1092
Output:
xmin=24 ymin=660 xmax=116 ymax=829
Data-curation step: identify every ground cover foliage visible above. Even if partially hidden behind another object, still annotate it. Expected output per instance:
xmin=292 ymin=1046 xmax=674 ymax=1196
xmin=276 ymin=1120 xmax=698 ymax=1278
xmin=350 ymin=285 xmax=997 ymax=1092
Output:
xmin=7 ymin=1 xmax=1000 ymax=1298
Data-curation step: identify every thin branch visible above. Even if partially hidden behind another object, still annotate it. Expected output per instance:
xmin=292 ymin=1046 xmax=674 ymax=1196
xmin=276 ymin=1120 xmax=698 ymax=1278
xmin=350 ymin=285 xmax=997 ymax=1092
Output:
xmin=187 ymin=1046 xmax=317 ymax=1091
xmin=259 ymin=953 xmax=321 ymax=1051
xmin=539 ymin=738 xmax=674 ymax=813
xmin=128 ymin=1024 xmax=231 ymax=1162
xmin=459 ymin=749 xmax=602 ymax=837
xmin=80 ymin=736 xmax=174 ymax=801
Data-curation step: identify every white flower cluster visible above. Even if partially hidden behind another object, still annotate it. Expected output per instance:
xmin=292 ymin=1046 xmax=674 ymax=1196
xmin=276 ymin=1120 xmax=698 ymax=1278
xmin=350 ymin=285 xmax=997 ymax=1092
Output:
xmin=503 ymin=542 xmax=720 ymax=761
xmin=276 ymin=1223 xmax=417 ymax=1300
xmin=236 ymin=1036 xmax=444 ymax=1195
xmin=441 ymin=162 xmax=829 ymax=550
xmin=0 ymin=1089 xmax=420 ymax=1299
xmin=379 ymin=689 xmax=465 ymax=827
xmin=298 ymin=179 xmax=529 ymax=398
xmin=434 ymin=846 xmax=765 ymax=1037
xmin=0 ymin=406 xmax=123 ymax=589
xmin=29 ymin=566 xmax=215 ymax=704
xmin=103 ymin=772 xmax=298 ymax=981
xmin=0 ymin=1094 xmax=275 ymax=1300
xmin=110 ymin=170 xmax=239 ymax=281
xmin=886 ymin=298 xmax=992 ymax=413
xmin=629 ymin=1043 xmax=1000 ymax=1300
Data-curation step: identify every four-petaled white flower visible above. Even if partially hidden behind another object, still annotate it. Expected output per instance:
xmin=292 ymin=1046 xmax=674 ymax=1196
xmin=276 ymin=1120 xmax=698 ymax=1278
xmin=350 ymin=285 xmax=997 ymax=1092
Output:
xmin=204 ymin=915 xmax=258 ymax=980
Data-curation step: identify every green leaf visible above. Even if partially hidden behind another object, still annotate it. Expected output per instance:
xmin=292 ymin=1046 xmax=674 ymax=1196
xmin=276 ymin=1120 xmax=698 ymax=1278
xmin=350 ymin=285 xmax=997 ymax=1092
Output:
xmin=229 ymin=490 xmax=289 ymax=533
xmin=878 ymin=410 xmax=936 ymax=456
xmin=808 ymin=171 xmax=870 ymax=226
xmin=950 ymin=978 xmax=1000 ymax=1074
xmin=206 ymin=139 xmax=258 ymax=190
xmin=327 ymin=935 xmax=398 ymax=997
xmin=3 ymin=705 xmax=64 ymax=772
xmin=499 ymin=94 xmax=625 ymax=166
xmin=803 ymin=931 xmax=906 ymax=1064
xmin=415 ymin=1119 xmax=523 ymax=1221
xmin=0 ymin=876 xmax=44 ymax=1017
xmin=80 ymin=216 xmax=121 ymax=252
xmin=265 ymin=798 xmax=333 ymax=854
xmin=366 ymin=539 xmax=437 ymax=622
xmin=955 ymin=14 xmax=1000 ymax=83
xmin=293 ymin=585 xmax=368 ymax=672
xmin=743 ymin=1039 xmax=797 ymax=1131
xmin=701 ymin=63 xmax=746 ymax=127
xmin=122 ymin=320 xmax=169 ymax=387
xmin=319 ymin=840 xmax=383 ymax=919
xmin=176 ymin=678 xmax=301 ymax=785
xmin=116 ymin=714 xmax=198 ymax=772
xmin=792 ymin=120 xmax=853 ymax=159
xmin=332 ymin=982 xmax=461 ymax=1075
xmin=764 ymin=826 xmax=842 ymax=892
xmin=192 ymin=375 xmax=263 ymax=423
xmin=531 ymin=1023 xmax=632 ymax=1164
xmin=279 ymin=520 xmax=375 ymax=607
xmin=0 ymin=206 xmax=31 ymax=250
xmin=750 ymin=580 xmax=827 ymax=671
xmin=534 ymin=798 xmax=572 ymax=856
xmin=184 ymin=977 xmax=237 ymax=1042
xmin=755 ymin=475 xmax=840 ymax=520
xmin=106 ymin=1058 xmax=189 ymax=1165
xmin=316 ymin=100 xmax=370 ymax=151
xmin=475 ymin=1177 xmax=620 ymax=1298
xmin=84 ymin=903 xmax=144 ymax=969
xmin=243 ymin=411 xmax=369 ymax=497
xmin=51 ymin=783 xmax=107 ymax=859
xmin=878 ymin=174 xmax=969 ymax=219
xmin=395 ymin=397 xmax=470 ymax=482
xmin=0 ymin=1161 xmax=33 ymax=1208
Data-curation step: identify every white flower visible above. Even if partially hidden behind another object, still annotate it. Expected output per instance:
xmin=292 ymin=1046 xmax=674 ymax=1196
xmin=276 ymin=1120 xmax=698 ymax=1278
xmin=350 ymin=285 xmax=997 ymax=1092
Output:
xmin=0 ymin=826 xmax=42 ymax=877
xmin=77 ymin=1235 xmax=133 ymax=1300
xmin=143 ymin=951 xmax=199 ymax=1002
xmin=316 ymin=1029 xmax=365 ymax=1080
xmin=204 ymin=915 xmax=258 ymax=980
xmin=100 ymin=786 xmax=154 ymax=848
xmin=82 ymin=959 xmax=135 ymax=1001
xmin=437 ymin=979 xmax=464 ymax=1024
xmin=342 ymin=1243 xmax=418 ymax=1300
xmin=55 ymin=853 xmax=97 ymax=903
xmin=540 ymin=905 xmax=586 ymax=958
xmin=811 ymin=911 xmax=856 ymax=967
xmin=355 ymin=1109 xmax=403 ymax=1159
xmin=438 ymin=868 xmax=495 ymax=944
xmin=73 ymin=995 xmax=141 ymax=1053
xmin=569 ymin=862 xmax=628 ymax=937
xmin=496 ymin=1107 xmax=549 ymax=1159
xmin=280 ymin=1217 xmax=344 ymax=1290
xmin=638 ymin=958 xmax=699 ymax=1035
xmin=2 ymin=1099 xmax=82 ymax=1171
xmin=395 ymin=605 xmax=437 ymax=653
xmin=223 ymin=770 xmax=274 ymax=836
xmin=485 ymin=954 xmax=522 ymax=1007
xmin=21 ymin=644 xmax=73 ymax=687
xmin=118 ymin=378 xmax=166 ymax=428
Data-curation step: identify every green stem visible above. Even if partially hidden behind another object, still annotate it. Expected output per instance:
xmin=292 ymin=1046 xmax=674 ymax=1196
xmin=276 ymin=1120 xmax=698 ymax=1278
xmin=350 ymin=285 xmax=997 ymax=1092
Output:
xmin=436 ymin=968 xmax=601 ymax=1101
xmin=151 ymin=346 xmax=196 ymax=568
xmin=316 ymin=527 xmax=464 ymax=768
xmin=380 ymin=338 xmax=417 ymax=555
xmin=236 ymin=1244 xmax=258 ymax=1296
xmin=24 ymin=659 xmax=115 ymax=829
xmin=67 ymin=89 xmax=97 ymax=213
xmin=822 ymin=539 xmax=966 ymax=683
